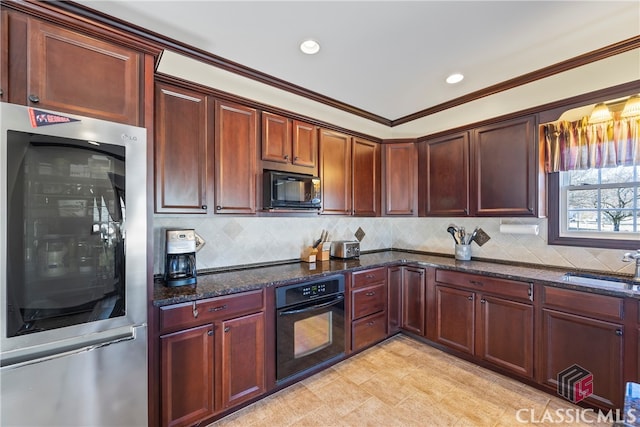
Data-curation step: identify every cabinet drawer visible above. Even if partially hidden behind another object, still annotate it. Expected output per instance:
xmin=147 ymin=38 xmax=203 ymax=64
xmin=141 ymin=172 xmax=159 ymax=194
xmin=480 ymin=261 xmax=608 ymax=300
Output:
xmin=352 ymin=267 xmax=387 ymax=288
xmin=543 ymin=286 xmax=623 ymax=321
xmin=160 ymin=289 xmax=264 ymax=333
xmin=351 ymin=283 xmax=387 ymax=320
xmin=435 ymin=269 xmax=531 ymax=301
xmin=352 ymin=311 xmax=387 ymax=352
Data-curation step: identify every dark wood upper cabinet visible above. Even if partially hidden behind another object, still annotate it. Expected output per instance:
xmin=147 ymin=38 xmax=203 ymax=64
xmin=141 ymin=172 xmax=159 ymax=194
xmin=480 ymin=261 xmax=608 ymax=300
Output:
xmin=261 ymin=113 xmax=317 ymax=170
xmin=214 ymin=100 xmax=257 ymax=214
xmin=319 ymin=128 xmax=352 ymax=215
xmin=471 ymin=115 xmax=538 ymax=216
xmin=154 ymin=83 xmax=209 ymax=214
xmin=352 ymin=137 xmax=380 ymax=217
xmin=7 ymin=14 xmax=142 ymax=125
xmin=382 ymin=142 xmax=417 ymax=216
xmin=419 ymin=132 xmax=469 ymax=216
xmin=291 ymin=120 xmax=317 ymax=168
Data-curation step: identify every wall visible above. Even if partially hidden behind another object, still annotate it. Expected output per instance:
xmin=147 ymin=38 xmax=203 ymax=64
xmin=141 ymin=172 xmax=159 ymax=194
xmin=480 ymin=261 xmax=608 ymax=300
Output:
xmin=153 ymin=216 xmax=636 ymax=277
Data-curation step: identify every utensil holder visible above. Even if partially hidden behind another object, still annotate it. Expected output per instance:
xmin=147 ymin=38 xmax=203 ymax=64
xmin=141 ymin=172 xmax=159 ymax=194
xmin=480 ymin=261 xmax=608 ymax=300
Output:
xmin=455 ymin=244 xmax=471 ymax=261
xmin=301 ymin=246 xmax=317 ymax=263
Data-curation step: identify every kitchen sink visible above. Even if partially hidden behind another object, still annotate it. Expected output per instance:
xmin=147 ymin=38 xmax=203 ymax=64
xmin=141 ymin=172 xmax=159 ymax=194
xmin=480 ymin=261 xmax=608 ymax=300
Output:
xmin=562 ymin=272 xmax=640 ymax=291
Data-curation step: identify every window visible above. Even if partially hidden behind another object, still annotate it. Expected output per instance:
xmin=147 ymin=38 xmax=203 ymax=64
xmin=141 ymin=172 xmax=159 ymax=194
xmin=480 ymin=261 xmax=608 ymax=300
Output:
xmin=549 ymin=167 xmax=640 ymax=249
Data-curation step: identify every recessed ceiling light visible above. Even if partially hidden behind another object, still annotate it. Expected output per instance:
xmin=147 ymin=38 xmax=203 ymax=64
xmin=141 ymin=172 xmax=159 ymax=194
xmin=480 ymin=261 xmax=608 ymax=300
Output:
xmin=300 ymin=39 xmax=320 ymax=55
xmin=446 ymin=73 xmax=464 ymax=84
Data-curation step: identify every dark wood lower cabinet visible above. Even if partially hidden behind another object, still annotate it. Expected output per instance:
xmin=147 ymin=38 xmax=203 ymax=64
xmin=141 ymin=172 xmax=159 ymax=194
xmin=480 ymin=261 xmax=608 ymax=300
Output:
xmin=435 ymin=285 xmax=475 ymax=354
xmin=541 ymin=309 xmax=624 ymax=409
xmin=401 ymin=267 xmax=426 ymax=336
xmin=478 ymin=295 xmax=533 ymax=378
xmin=387 ymin=266 xmax=402 ymax=335
xmin=161 ymin=325 xmax=214 ymax=427
xmin=352 ymin=311 xmax=387 ymax=351
xmin=220 ymin=312 xmax=265 ymax=410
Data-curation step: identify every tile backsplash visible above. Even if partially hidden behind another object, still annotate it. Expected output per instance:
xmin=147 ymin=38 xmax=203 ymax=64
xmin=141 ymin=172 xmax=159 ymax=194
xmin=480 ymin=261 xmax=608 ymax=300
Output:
xmin=153 ymin=216 xmax=636 ymax=276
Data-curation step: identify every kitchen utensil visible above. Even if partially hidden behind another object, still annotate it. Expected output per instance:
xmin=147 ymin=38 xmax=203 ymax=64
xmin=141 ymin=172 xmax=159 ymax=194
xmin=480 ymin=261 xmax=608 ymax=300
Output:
xmin=468 ymin=227 xmax=479 ymax=245
xmin=446 ymin=226 xmax=459 ymax=244
xmin=312 ymin=230 xmax=325 ymax=248
xmin=472 ymin=228 xmax=491 ymax=246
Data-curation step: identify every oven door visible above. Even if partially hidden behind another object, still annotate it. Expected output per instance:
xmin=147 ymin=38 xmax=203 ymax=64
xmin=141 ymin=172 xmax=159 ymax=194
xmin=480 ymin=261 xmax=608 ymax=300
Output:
xmin=276 ymin=293 xmax=345 ymax=382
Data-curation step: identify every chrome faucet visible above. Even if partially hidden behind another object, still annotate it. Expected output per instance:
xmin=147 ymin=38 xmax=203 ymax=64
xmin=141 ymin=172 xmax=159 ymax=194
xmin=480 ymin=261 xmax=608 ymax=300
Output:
xmin=622 ymin=249 xmax=640 ymax=281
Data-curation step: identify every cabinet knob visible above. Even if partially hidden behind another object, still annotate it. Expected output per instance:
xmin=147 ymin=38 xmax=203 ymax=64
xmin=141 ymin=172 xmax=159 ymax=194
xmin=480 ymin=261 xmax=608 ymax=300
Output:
xmin=28 ymin=94 xmax=40 ymax=103
xmin=615 ymin=329 xmax=623 ymax=336
xmin=284 ymin=155 xmax=289 ymax=160
xmin=294 ymin=156 xmax=299 ymax=161
xmin=216 ymin=206 xmax=222 ymax=210
xmin=0 ymin=88 xmax=3 ymax=97
xmin=224 ymin=326 xmax=230 ymax=333
xmin=207 ymin=330 xmax=213 ymax=336
xmin=208 ymin=304 xmax=227 ymax=312
xmin=467 ymin=295 xmax=474 ymax=301
xmin=365 ymin=291 xmax=375 ymax=297
xmin=480 ymin=298 xmax=486 ymax=304
xmin=201 ymin=205 xmax=208 ymax=210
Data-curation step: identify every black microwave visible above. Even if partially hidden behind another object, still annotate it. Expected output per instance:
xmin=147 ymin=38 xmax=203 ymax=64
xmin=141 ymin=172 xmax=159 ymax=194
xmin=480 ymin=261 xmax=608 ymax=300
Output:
xmin=263 ymin=170 xmax=321 ymax=210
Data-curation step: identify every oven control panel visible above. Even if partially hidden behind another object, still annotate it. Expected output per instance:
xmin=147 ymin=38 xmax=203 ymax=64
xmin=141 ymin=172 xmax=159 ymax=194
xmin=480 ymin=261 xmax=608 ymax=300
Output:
xmin=275 ymin=274 xmax=345 ymax=308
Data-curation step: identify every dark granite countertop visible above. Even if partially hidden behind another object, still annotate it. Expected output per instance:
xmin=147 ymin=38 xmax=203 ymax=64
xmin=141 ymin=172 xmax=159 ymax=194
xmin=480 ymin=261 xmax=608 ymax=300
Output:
xmin=153 ymin=250 xmax=640 ymax=307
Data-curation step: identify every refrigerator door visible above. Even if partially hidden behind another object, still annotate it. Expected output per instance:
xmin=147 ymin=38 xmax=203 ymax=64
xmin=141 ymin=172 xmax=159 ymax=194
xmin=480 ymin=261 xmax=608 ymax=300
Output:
xmin=0 ymin=325 xmax=147 ymax=426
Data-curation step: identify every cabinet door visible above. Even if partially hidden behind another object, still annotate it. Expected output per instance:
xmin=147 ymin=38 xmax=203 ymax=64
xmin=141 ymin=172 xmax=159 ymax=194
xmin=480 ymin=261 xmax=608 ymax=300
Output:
xmin=319 ymin=129 xmax=352 ymax=215
xmin=478 ymin=295 xmax=534 ymax=378
xmin=471 ymin=115 xmax=537 ymax=216
xmin=26 ymin=19 xmax=141 ymax=125
xmin=383 ymin=142 xmax=417 ymax=216
xmin=220 ymin=312 xmax=265 ymax=410
xmin=261 ymin=112 xmax=291 ymax=164
xmin=435 ymin=285 xmax=474 ymax=354
xmin=155 ymin=83 xmax=208 ymax=214
xmin=161 ymin=325 xmax=214 ymax=427
xmin=214 ymin=100 xmax=257 ymax=214
xmin=401 ymin=267 xmax=425 ymax=336
xmin=352 ymin=137 xmax=379 ymax=217
xmin=292 ymin=120 xmax=317 ymax=168
xmin=419 ymin=132 xmax=469 ymax=216
xmin=541 ymin=309 xmax=624 ymax=409
xmin=387 ymin=266 xmax=402 ymax=335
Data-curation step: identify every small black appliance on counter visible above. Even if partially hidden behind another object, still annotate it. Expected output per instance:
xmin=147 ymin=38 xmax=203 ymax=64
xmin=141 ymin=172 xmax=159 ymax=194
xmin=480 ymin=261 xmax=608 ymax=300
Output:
xmin=164 ymin=229 xmax=197 ymax=286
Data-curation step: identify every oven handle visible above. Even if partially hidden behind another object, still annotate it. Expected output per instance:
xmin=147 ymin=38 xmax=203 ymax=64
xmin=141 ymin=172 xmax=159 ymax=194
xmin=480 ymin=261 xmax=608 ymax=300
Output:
xmin=278 ymin=294 xmax=344 ymax=316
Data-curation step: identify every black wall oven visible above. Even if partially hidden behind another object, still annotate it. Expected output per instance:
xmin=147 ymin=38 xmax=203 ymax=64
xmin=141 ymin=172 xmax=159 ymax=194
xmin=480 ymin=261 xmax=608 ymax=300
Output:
xmin=276 ymin=275 xmax=345 ymax=382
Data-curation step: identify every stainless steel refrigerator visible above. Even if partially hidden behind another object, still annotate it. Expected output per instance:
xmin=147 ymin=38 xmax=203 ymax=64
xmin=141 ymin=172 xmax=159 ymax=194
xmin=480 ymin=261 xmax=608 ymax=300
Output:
xmin=0 ymin=103 xmax=148 ymax=426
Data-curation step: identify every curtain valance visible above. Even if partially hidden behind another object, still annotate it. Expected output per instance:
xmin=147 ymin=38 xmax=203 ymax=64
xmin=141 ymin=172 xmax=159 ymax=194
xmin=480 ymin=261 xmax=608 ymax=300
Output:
xmin=543 ymin=114 xmax=640 ymax=173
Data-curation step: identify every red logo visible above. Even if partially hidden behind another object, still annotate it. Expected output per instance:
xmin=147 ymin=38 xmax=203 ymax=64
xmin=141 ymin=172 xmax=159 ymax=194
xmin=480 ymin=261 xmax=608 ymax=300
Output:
xmin=557 ymin=364 xmax=593 ymax=403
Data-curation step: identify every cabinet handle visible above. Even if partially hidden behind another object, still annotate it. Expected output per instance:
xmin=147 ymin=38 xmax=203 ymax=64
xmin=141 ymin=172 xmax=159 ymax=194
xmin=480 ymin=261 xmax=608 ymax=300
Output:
xmin=467 ymin=295 xmax=474 ymax=301
xmin=224 ymin=326 xmax=230 ymax=333
xmin=469 ymin=280 xmax=484 ymax=286
xmin=28 ymin=94 xmax=40 ymax=103
xmin=207 ymin=330 xmax=213 ymax=336
xmin=365 ymin=291 xmax=375 ymax=297
xmin=365 ymin=274 xmax=374 ymax=279
xmin=201 ymin=205 xmax=208 ymax=210
xmin=192 ymin=301 xmax=199 ymax=318
xmin=367 ymin=321 xmax=375 ymax=326
xmin=284 ymin=154 xmax=289 ymax=160
xmin=208 ymin=304 xmax=227 ymax=312
xmin=216 ymin=206 xmax=222 ymax=210
xmin=480 ymin=298 xmax=486 ymax=304
xmin=527 ymin=284 xmax=534 ymax=302
xmin=615 ymin=329 xmax=623 ymax=336
xmin=294 ymin=156 xmax=299 ymax=161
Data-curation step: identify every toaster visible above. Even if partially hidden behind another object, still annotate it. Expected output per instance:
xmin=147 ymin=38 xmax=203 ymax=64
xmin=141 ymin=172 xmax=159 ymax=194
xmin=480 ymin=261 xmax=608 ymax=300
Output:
xmin=330 ymin=241 xmax=360 ymax=259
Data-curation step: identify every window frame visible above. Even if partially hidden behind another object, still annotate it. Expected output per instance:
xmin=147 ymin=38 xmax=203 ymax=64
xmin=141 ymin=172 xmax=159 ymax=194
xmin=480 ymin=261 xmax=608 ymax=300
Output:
xmin=548 ymin=172 xmax=640 ymax=250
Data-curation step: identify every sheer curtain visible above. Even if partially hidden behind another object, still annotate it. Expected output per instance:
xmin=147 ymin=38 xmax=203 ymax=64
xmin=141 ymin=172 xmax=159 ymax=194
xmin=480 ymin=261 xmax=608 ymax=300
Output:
xmin=543 ymin=114 xmax=640 ymax=172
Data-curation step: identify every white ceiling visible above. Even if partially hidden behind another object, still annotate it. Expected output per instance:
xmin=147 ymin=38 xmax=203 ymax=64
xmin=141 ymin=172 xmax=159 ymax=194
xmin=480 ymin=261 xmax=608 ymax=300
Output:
xmin=77 ymin=1 xmax=640 ymax=121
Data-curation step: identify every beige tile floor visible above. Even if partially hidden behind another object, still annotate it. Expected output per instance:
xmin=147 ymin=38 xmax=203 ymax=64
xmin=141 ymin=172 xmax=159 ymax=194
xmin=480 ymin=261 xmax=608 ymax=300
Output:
xmin=211 ymin=335 xmax=612 ymax=426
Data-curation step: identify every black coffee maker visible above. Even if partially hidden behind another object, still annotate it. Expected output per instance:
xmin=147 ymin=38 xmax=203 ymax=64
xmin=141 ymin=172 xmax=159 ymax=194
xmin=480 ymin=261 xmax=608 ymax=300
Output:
xmin=164 ymin=229 xmax=197 ymax=287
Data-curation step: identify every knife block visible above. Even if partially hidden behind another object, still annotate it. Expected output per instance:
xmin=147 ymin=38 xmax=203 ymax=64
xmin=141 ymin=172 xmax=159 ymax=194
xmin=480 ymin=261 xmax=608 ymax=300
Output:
xmin=300 ymin=246 xmax=317 ymax=263
xmin=317 ymin=242 xmax=331 ymax=261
